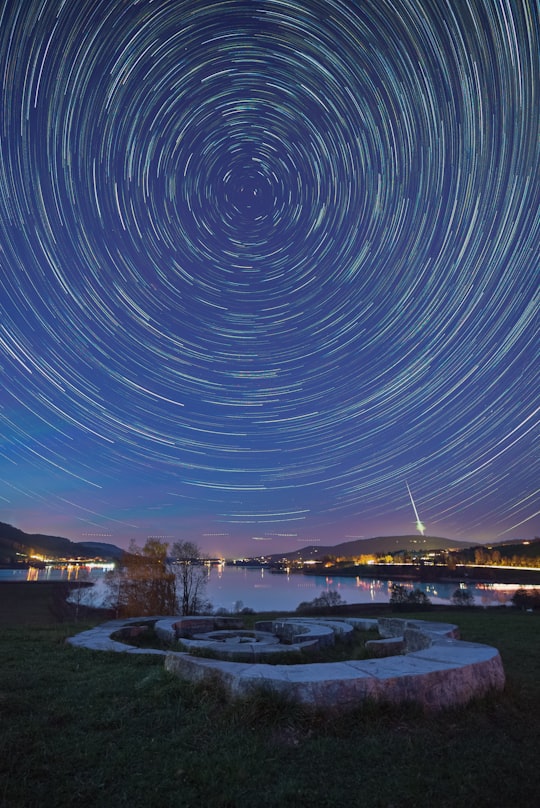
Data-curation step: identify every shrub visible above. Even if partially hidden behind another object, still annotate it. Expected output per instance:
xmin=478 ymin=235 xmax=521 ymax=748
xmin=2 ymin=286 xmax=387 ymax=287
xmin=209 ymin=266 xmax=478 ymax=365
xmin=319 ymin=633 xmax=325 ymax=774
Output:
xmin=296 ymin=590 xmax=346 ymax=612
xmin=512 ymin=588 xmax=540 ymax=611
xmin=451 ymin=587 xmax=475 ymax=607
xmin=389 ymin=584 xmax=431 ymax=610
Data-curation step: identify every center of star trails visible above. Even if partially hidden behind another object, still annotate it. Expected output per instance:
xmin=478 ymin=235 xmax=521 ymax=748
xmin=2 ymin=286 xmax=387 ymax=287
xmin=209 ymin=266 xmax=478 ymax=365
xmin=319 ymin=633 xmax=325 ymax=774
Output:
xmin=224 ymin=171 xmax=274 ymax=220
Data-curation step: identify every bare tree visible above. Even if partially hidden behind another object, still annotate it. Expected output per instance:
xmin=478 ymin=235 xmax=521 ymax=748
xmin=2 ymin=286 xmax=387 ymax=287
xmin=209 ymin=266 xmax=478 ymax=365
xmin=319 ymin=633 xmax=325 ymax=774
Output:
xmin=171 ymin=540 xmax=209 ymax=615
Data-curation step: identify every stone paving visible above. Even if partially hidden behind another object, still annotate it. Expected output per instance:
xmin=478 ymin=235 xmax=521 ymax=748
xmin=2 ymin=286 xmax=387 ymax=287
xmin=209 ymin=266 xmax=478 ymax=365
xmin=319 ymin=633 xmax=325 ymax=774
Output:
xmin=66 ymin=614 xmax=505 ymax=711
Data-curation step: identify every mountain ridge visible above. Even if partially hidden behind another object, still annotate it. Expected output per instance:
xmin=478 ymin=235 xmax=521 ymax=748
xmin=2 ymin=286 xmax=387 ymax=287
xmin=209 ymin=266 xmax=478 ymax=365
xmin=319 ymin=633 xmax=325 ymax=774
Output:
xmin=1 ymin=520 xmax=534 ymax=565
xmin=0 ymin=521 xmax=124 ymax=562
xmin=267 ymin=534 xmax=479 ymax=562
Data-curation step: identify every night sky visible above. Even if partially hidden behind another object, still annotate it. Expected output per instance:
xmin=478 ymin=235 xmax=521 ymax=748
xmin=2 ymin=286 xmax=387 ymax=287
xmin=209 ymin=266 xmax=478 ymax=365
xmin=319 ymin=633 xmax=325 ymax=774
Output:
xmin=0 ymin=0 xmax=538 ymax=557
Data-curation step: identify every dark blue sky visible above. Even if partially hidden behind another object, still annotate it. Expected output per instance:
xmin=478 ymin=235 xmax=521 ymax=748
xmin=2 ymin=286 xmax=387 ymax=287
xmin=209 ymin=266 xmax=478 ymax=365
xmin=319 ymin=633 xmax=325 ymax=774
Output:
xmin=0 ymin=0 xmax=538 ymax=556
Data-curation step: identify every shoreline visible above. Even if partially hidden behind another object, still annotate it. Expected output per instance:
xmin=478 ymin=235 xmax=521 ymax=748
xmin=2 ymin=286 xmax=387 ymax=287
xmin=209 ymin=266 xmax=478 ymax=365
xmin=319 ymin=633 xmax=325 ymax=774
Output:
xmin=308 ymin=563 xmax=540 ymax=586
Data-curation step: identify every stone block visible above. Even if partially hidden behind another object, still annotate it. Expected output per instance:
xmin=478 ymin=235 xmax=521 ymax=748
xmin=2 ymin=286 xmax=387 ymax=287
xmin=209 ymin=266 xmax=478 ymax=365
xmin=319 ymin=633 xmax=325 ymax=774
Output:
xmin=365 ymin=636 xmax=405 ymax=657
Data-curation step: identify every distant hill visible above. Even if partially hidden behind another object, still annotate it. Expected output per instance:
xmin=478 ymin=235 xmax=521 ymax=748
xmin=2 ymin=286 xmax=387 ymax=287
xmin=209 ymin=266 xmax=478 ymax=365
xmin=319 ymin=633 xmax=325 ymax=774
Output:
xmin=0 ymin=522 xmax=124 ymax=563
xmin=452 ymin=537 xmax=540 ymax=564
xmin=73 ymin=541 xmax=125 ymax=559
xmin=269 ymin=534 xmax=477 ymax=562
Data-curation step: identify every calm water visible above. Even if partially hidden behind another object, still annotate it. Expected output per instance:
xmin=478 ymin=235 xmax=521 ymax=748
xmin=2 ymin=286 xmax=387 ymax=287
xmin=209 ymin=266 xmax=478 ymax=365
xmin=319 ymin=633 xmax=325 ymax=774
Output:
xmin=2 ymin=564 xmax=537 ymax=611
xmin=204 ymin=565 xmax=533 ymax=611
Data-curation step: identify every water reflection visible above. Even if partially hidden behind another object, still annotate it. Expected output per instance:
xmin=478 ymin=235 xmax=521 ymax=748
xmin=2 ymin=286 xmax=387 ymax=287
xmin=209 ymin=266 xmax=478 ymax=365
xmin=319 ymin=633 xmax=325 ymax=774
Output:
xmin=0 ymin=563 xmax=113 ymax=584
xmin=32 ymin=564 xmax=91 ymax=582
xmin=205 ymin=567 xmax=540 ymax=613
xmin=3 ymin=564 xmax=540 ymax=613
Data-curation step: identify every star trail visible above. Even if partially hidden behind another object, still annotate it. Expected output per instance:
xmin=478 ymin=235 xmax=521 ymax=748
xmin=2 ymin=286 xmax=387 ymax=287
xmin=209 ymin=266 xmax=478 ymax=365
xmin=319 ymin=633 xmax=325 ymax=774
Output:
xmin=0 ymin=0 xmax=538 ymax=555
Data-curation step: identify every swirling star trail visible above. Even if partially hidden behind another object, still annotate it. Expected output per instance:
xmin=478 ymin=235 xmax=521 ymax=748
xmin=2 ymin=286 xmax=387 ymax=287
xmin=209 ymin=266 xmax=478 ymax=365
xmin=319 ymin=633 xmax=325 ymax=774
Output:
xmin=0 ymin=0 xmax=538 ymax=554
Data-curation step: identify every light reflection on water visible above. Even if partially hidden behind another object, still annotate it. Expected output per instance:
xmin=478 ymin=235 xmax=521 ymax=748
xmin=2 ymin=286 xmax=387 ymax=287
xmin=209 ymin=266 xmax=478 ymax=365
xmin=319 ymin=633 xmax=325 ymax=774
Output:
xmin=2 ymin=564 xmax=539 ymax=612
xmin=0 ymin=566 xmax=94 ymax=583
xmin=203 ymin=566 xmax=539 ymax=613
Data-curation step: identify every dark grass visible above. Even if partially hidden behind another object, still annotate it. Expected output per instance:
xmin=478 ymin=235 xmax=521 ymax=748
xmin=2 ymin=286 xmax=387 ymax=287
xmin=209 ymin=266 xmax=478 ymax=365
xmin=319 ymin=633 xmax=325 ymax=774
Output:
xmin=1 ymin=584 xmax=540 ymax=807
xmin=0 ymin=580 xmax=108 ymax=626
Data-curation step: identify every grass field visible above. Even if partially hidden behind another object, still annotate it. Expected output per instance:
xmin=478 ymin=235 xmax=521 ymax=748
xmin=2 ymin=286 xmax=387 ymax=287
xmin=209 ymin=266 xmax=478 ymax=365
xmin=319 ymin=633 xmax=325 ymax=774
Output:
xmin=1 ymin=583 xmax=539 ymax=807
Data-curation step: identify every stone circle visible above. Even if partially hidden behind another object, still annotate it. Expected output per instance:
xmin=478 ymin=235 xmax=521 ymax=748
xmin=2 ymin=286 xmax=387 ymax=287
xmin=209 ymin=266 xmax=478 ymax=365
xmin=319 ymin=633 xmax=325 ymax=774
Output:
xmin=67 ymin=614 xmax=505 ymax=711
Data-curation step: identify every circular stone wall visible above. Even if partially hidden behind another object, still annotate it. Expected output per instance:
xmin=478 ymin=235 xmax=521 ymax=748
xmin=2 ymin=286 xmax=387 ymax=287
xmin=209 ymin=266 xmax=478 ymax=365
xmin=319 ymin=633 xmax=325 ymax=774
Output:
xmin=67 ymin=615 xmax=506 ymax=711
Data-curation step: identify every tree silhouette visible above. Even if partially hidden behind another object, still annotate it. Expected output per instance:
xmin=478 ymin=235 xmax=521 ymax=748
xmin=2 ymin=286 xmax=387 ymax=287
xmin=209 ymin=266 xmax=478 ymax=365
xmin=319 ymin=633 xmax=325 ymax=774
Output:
xmin=171 ymin=540 xmax=209 ymax=615
xmin=107 ymin=539 xmax=177 ymax=617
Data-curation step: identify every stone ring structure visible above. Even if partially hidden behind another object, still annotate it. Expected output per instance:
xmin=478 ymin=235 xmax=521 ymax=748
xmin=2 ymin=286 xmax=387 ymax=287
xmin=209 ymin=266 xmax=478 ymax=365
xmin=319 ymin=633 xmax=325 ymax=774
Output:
xmin=67 ymin=614 xmax=505 ymax=711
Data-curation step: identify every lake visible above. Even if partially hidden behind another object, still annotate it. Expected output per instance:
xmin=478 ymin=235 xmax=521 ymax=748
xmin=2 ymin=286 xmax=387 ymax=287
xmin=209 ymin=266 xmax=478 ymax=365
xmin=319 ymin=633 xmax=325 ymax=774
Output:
xmin=2 ymin=563 xmax=536 ymax=611
xmin=204 ymin=565 xmax=530 ymax=611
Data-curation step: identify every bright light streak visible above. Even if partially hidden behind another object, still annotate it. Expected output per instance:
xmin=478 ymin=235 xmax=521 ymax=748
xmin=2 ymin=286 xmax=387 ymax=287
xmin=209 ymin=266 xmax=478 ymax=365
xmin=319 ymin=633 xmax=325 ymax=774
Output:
xmin=406 ymin=481 xmax=426 ymax=535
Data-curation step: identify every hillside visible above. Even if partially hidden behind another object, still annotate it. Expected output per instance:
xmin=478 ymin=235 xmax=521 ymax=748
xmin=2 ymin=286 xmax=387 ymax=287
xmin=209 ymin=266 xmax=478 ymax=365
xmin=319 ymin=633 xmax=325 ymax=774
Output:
xmin=271 ymin=534 xmax=477 ymax=562
xmin=452 ymin=537 xmax=540 ymax=564
xmin=0 ymin=522 xmax=124 ymax=564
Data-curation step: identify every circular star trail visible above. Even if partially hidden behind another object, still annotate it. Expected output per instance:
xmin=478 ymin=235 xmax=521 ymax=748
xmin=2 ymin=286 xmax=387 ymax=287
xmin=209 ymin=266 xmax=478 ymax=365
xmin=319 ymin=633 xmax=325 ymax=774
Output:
xmin=0 ymin=0 xmax=538 ymax=549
